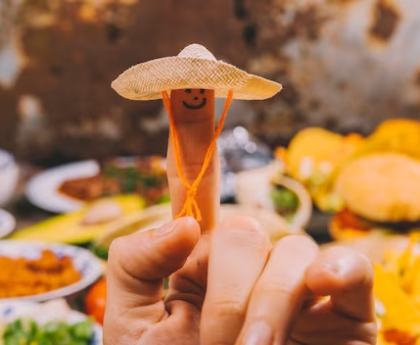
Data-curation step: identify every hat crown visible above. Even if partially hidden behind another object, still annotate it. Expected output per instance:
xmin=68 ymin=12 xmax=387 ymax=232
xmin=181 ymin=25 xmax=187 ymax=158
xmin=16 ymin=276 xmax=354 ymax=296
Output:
xmin=177 ymin=44 xmax=217 ymax=61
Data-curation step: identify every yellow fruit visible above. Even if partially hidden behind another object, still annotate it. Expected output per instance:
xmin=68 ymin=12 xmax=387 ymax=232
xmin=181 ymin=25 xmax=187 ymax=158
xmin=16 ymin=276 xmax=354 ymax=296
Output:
xmin=9 ymin=194 xmax=145 ymax=244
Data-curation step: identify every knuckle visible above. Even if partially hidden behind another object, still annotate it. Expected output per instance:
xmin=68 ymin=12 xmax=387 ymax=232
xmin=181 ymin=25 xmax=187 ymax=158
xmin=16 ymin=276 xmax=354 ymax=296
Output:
xmin=256 ymin=282 xmax=301 ymax=301
xmin=108 ymin=235 xmax=136 ymax=272
xmin=363 ymin=321 xmax=378 ymax=344
xmin=276 ymin=234 xmax=318 ymax=251
xmin=108 ymin=236 xmax=126 ymax=261
xmin=221 ymin=215 xmax=261 ymax=229
xmin=216 ymin=219 xmax=270 ymax=248
xmin=207 ymin=295 xmax=248 ymax=317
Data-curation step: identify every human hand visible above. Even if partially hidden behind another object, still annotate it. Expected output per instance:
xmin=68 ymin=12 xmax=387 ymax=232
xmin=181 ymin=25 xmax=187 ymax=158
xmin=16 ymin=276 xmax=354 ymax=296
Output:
xmin=103 ymin=215 xmax=377 ymax=344
xmin=103 ymin=90 xmax=377 ymax=344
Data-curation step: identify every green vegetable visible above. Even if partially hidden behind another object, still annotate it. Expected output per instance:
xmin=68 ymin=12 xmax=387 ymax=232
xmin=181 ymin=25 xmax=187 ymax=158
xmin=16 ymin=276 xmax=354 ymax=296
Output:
xmin=91 ymin=244 xmax=109 ymax=260
xmin=271 ymin=187 xmax=300 ymax=220
xmin=156 ymin=194 xmax=171 ymax=205
xmin=2 ymin=318 xmax=95 ymax=345
xmin=103 ymin=163 xmax=168 ymax=194
xmin=71 ymin=320 xmax=94 ymax=340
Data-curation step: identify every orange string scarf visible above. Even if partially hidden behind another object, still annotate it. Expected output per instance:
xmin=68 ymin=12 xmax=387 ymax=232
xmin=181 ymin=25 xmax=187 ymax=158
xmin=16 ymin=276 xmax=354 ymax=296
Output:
xmin=161 ymin=90 xmax=234 ymax=221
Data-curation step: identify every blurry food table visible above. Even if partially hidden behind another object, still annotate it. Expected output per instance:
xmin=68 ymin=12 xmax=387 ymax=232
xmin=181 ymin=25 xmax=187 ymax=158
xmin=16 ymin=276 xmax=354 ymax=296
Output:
xmin=1 ymin=163 xmax=102 ymax=313
xmin=1 ymin=160 xmax=330 ymax=322
xmin=7 ymin=163 xmax=333 ymax=244
xmin=7 ymin=163 xmax=60 ymax=229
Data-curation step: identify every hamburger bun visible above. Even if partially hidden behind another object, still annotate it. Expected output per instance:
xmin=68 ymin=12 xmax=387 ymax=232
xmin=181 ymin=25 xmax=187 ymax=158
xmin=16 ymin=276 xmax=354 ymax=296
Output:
xmin=336 ymin=153 xmax=420 ymax=223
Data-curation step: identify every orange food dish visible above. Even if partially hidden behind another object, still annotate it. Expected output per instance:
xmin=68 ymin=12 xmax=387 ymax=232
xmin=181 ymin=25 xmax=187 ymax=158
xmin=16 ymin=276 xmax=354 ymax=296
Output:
xmin=0 ymin=250 xmax=82 ymax=298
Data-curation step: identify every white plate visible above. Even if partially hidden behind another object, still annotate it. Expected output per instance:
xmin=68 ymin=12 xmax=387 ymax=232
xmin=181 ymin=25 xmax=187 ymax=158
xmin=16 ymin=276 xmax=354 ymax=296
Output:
xmin=25 ymin=160 xmax=100 ymax=213
xmin=0 ymin=209 xmax=16 ymax=238
xmin=0 ymin=300 xmax=103 ymax=344
xmin=0 ymin=240 xmax=103 ymax=302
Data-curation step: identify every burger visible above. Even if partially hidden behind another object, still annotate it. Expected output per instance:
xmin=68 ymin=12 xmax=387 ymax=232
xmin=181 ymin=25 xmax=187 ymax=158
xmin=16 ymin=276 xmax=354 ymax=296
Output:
xmin=329 ymin=118 xmax=420 ymax=240
xmin=329 ymin=152 xmax=420 ymax=241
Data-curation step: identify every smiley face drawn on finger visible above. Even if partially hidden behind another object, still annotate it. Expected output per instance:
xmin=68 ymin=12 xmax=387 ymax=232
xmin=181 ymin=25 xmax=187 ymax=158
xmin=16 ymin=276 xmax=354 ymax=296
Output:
xmin=182 ymin=89 xmax=207 ymax=110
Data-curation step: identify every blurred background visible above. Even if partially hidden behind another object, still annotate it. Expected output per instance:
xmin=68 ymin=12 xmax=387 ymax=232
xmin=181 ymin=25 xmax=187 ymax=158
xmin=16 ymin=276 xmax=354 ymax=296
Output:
xmin=2 ymin=1 xmax=420 ymax=340
xmin=1 ymin=0 xmax=419 ymax=165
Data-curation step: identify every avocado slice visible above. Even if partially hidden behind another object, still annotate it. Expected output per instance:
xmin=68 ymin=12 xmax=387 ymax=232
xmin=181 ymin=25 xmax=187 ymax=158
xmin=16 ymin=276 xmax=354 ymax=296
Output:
xmin=90 ymin=203 xmax=302 ymax=260
xmin=8 ymin=195 xmax=146 ymax=244
xmin=91 ymin=203 xmax=172 ymax=259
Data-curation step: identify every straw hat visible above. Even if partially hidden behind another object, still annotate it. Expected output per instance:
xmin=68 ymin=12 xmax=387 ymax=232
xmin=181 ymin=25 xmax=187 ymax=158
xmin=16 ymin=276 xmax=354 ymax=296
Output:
xmin=111 ymin=43 xmax=282 ymax=101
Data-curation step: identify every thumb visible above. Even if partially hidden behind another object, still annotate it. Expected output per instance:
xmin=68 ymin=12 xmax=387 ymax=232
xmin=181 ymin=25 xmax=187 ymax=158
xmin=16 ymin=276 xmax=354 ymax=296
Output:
xmin=104 ymin=217 xmax=200 ymax=327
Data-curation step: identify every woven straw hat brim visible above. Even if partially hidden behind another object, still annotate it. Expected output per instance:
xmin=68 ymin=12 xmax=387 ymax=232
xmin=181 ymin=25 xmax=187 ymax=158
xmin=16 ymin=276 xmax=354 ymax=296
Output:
xmin=111 ymin=56 xmax=282 ymax=101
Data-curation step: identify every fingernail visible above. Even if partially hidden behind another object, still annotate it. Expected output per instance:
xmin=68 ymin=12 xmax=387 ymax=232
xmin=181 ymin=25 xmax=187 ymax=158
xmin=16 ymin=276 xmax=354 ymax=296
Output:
xmin=319 ymin=261 xmax=340 ymax=273
xmin=320 ymin=257 xmax=351 ymax=276
xmin=243 ymin=321 xmax=273 ymax=345
xmin=155 ymin=221 xmax=177 ymax=236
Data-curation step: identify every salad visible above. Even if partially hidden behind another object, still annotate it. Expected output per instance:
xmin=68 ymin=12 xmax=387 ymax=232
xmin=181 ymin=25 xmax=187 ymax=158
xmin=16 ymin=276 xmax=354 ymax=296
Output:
xmin=0 ymin=299 xmax=101 ymax=345
xmin=2 ymin=318 xmax=94 ymax=345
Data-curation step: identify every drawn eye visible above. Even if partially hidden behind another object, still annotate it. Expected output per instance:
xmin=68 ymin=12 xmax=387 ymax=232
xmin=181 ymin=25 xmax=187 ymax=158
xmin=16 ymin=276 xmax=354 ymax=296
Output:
xmin=185 ymin=89 xmax=192 ymax=93
xmin=200 ymin=89 xmax=205 ymax=94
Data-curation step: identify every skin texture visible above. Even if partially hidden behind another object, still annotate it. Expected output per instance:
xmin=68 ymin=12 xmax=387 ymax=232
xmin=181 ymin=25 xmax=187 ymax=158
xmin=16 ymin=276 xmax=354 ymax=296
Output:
xmin=103 ymin=89 xmax=378 ymax=345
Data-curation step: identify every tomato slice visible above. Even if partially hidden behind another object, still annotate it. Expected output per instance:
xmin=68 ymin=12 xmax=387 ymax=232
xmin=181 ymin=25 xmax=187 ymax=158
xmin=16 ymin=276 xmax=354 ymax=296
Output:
xmin=382 ymin=329 xmax=418 ymax=345
xmin=85 ymin=278 xmax=107 ymax=325
xmin=335 ymin=208 xmax=372 ymax=231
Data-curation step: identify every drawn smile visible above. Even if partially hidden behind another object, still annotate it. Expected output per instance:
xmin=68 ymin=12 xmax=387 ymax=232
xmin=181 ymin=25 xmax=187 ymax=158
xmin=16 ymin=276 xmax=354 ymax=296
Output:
xmin=182 ymin=98 xmax=207 ymax=110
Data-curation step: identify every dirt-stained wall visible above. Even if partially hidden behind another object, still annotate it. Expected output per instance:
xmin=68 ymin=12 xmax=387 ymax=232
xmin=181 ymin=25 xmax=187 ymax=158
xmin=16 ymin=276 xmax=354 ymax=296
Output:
xmin=0 ymin=0 xmax=250 ymax=164
xmin=242 ymin=0 xmax=420 ymax=145
xmin=1 ymin=0 xmax=420 ymax=164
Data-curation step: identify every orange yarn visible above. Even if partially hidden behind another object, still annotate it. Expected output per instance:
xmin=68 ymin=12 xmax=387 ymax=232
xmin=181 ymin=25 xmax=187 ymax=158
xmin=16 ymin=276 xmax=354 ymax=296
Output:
xmin=162 ymin=90 xmax=234 ymax=221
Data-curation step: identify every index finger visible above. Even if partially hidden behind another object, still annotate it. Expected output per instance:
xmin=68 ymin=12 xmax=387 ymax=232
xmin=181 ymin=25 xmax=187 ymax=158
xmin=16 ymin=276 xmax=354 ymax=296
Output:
xmin=165 ymin=88 xmax=220 ymax=233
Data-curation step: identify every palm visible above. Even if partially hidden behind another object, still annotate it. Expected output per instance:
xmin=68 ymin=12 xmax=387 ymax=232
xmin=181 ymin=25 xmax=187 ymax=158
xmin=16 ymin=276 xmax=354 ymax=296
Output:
xmin=138 ymin=303 xmax=200 ymax=345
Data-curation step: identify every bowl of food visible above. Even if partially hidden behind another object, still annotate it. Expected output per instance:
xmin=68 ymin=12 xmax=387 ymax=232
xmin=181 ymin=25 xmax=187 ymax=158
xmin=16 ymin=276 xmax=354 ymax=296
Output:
xmin=0 ymin=149 xmax=19 ymax=207
xmin=234 ymin=162 xmax=312 ymax=230
xmin=0 ymin=298 xmax=102 ymax=344
xmin=0 ymin=240 xmax=103 ymax=302
xmin=25 ymin=156 xmax=168 ymax=214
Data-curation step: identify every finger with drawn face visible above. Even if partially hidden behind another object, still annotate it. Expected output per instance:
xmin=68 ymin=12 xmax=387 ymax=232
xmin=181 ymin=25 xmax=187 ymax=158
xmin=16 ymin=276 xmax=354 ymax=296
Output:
xmin=163 ymin=88 xmax=219 ymax=312
xmin=166 ymin=88 xmax=219 ymax=234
